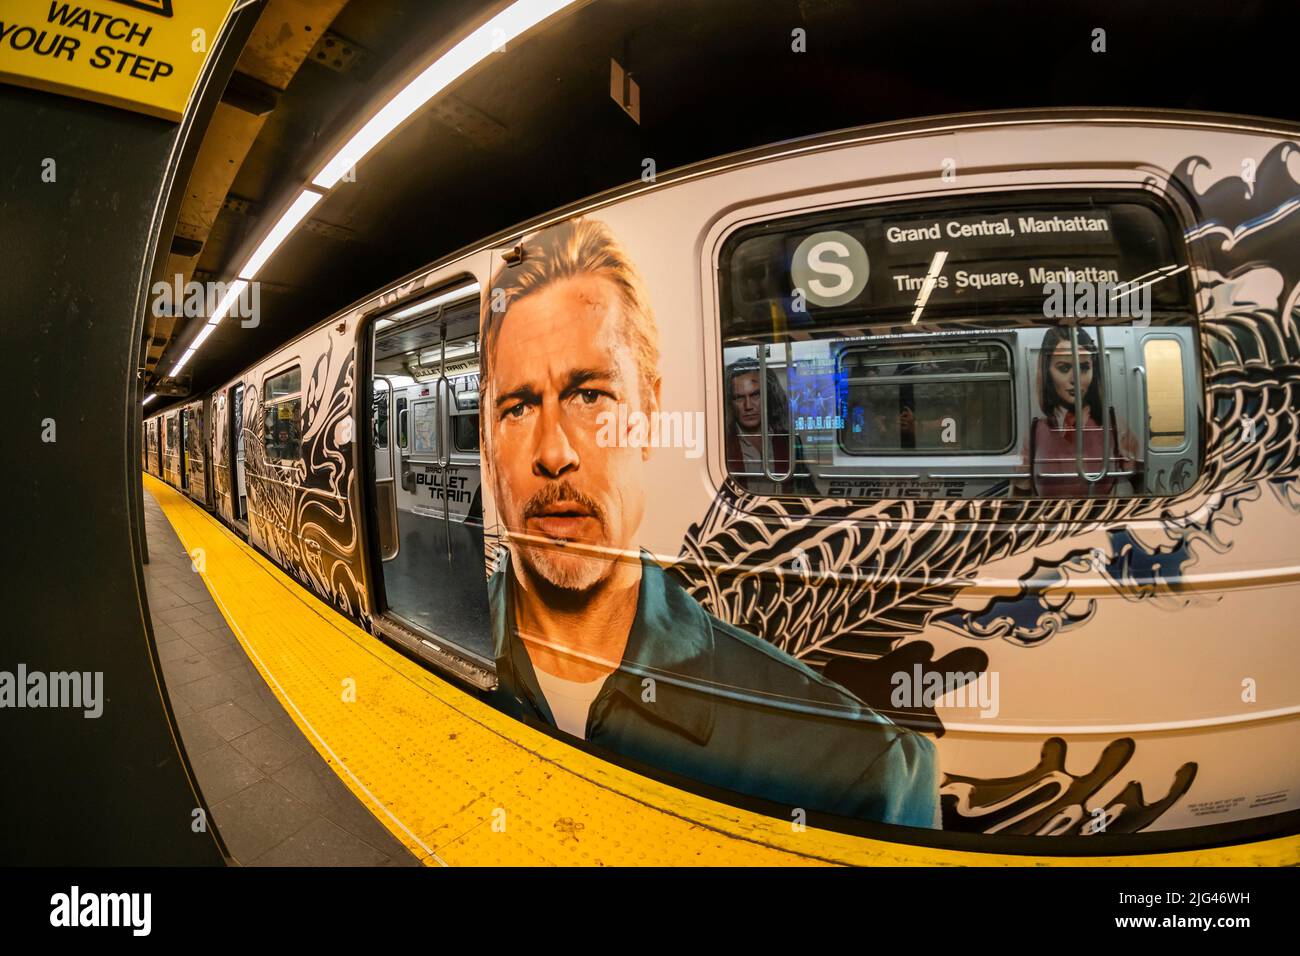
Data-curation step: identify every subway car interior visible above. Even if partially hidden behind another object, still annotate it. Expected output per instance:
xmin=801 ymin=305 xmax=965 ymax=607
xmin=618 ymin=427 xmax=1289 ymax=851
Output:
xmin=5 ymin=0 xmax=1299 ymax=931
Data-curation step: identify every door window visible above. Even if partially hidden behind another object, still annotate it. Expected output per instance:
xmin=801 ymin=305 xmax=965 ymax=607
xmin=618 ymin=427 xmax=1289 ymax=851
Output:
xmin=263 ymin=366 xmax=302 ymax=463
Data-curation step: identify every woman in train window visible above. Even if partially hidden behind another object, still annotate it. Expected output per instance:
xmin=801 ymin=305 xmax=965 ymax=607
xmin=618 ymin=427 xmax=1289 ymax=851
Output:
xmin=1028 ymin=324 xmax=1141 ymax=497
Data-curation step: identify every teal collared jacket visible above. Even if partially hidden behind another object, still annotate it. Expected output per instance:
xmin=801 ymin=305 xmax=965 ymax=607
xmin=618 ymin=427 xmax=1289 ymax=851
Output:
xmin=487 ymin=549 xmax=940 ymax=829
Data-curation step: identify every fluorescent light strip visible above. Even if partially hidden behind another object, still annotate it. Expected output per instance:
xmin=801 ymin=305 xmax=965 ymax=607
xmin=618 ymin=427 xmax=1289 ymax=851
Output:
xmin=170 ymin=190 xmax=320 ymax=374
xmin=236 ymin=191 xmax=322 ymax=279
xmin=389 ymin=282 xmax=482 ymax=324
xmin=143 ymin=393 xmax=156 ymax=406
xmin=190 ymin=322 xmax=219 ymax=350
xmin=911 ymin=250 xmax=948 ymax=324
xmin=166 ymin=0 xmax=575 ymax=377
xmin=312 ymin=0 xmax=578 ymax=189
xmin=170 ymin=348 xmax=197 ymax=377
xmin=207 ymin=279 xmax=249 ymax=325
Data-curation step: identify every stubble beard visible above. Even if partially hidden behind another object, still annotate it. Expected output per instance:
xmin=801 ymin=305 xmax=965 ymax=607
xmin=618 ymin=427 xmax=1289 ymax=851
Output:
xmin=510 ymin=480 xmax=615 ymax=594
xmin=520 ymin=539 xmax=613 ymax=593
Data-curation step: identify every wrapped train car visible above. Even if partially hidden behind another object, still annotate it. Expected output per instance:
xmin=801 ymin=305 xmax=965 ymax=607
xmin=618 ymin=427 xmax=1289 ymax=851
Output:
xmin=144 ymin=109 xmax=1300 ymax=846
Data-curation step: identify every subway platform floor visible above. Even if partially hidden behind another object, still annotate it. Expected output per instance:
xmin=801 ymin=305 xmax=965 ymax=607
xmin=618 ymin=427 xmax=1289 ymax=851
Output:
xmin=142 ymin=487 xmax=418 ymax=866
xmin=139 ymin=475 xmax=1300 ymax=867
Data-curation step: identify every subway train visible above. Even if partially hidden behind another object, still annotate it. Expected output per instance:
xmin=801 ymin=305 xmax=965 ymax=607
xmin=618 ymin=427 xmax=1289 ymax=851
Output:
xmin=144 ymin=109 xmax=1300 ymax=847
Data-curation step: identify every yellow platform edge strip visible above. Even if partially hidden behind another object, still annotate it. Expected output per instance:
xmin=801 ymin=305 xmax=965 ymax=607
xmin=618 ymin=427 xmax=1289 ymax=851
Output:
xmin=142 ymin=475 xmax=1299 ymax=867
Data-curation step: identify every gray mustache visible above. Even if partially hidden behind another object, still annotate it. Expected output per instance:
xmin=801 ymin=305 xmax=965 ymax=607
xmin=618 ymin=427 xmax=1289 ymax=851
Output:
xmin=522 ymin=480 xmax=607 ymax=529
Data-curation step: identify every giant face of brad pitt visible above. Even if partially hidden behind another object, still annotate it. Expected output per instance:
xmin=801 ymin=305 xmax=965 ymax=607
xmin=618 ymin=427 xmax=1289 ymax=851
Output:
xmin=481 ymin=218 xmax=661 ymax=596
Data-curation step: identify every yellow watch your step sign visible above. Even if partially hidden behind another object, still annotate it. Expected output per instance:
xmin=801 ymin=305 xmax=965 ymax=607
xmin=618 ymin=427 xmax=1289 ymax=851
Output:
xmin=0 ymin=0 xmax=234 ymax=122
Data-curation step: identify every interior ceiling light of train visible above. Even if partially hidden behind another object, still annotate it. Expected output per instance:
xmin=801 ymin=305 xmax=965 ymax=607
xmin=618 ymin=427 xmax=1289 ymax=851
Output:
xmin=141 ymin=0 xmax=1300 ymax=414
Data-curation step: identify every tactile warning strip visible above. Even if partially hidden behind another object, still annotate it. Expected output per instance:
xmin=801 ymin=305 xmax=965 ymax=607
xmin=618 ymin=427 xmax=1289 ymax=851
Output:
xmin=144 ymin=475 xmax=1299 ymax=867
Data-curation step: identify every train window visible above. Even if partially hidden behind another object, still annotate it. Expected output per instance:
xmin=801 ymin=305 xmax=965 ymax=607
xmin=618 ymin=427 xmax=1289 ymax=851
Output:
xmin=396 ymin=396 xmax=409 ymax=449
xmin=840 ymin=342 xmax=1014 ymax=454
xmin=452 ymin=389 xmax=480 ymax=453
xmin=263 ymin=366 xmax=302 ymax=463
xmin=717 ymin=190 xmax=1203 ymax=499
xmin=453 ymin=414 xmax=480 ymax=453
xmin=266 ymin=366 xmax=300 ymax=401
xmin=1143 ymin=338 xmax=1187 ymax=450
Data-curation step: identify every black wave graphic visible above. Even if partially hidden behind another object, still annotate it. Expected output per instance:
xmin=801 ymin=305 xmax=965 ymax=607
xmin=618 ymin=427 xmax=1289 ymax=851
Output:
xmin=941 ymin=737 xmax=1197 ymax=835
xmin=241 ymin=333 xmax=369 ymax=621
xmin=823 ymin=641 xmax=989 ymax=737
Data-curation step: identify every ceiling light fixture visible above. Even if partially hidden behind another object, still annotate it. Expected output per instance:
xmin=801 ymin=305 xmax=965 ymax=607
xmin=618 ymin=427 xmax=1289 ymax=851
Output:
xmin=189 ymin=322 xmax=220 ymax=350
xmin=391 ymin=282 xmax=482 ymax=323
xmin=312 ymin=0 xmax=580 ymax=189
xmin=172 ymin=189 xmax=320 ymax=367
xmin=236 ymin=190 xmax=323 ymax=279
xmin=167 ymin=0 xmax=582 ymax=380
xmin=169 ymin=348 xmax=197 ymax=377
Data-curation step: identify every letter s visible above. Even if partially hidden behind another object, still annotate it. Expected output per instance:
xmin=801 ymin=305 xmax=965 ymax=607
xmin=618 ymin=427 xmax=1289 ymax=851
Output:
xmin=805 ymin=240 xmax=854 ymax=298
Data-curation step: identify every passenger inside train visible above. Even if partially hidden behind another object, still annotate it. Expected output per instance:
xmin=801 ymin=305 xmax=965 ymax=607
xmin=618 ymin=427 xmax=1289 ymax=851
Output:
xmin=723 ymin=356 xmax=811 ymax=495
xmin=1025 ymin=325 xmax=1142 ymax=497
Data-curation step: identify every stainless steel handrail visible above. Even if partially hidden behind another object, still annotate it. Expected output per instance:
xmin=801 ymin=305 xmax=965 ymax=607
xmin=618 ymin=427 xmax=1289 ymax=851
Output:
xmin=844 ymin=371 xmax=1012 ymax=385
xmin=1068 ymin=325 xmax=1111 ymax=484
xmin=436 ymin=321 xmax=452 ymax=561
xmin=757 ymin=343 xmax=795 ymax=482
xmin=1133 ymin=364 xmax=1148 ymax=464
xmin=374 ymin=374 xmax=399 ymax=561
xmin=375 ymin=375 xmax=397 ymax=480
xmin=1094 ymin=325 xmax=1113 ymax=482
xmin=928 ymin=471 xmax=1029 ymax=480
xmin=1037 ymin=468 xmax=1135 ymax=479
xmin=436 ymin=334 xmax=451 ymax=470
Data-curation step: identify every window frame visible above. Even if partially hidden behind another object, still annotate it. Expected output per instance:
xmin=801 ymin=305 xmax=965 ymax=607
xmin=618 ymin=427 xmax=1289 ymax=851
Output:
xmin=395 ymin=395 xmax=409 ymax=451
xmin=1139 ymin=334 xmax=1192 ymax=455
xmin=262 ymin=362 xmax=303 ymax=465
xmin=835 ymin=338 xmax=1017 ymax=458
xmin=707 ymin=182 xmax=1206 ymax=503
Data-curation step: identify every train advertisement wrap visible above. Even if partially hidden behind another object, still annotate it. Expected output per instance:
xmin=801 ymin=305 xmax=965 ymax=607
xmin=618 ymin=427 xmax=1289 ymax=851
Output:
xmin=150 ymin=116 xmax=1300 ymax=842
xmin=473 ymin=125 xmax=1299 ymax=836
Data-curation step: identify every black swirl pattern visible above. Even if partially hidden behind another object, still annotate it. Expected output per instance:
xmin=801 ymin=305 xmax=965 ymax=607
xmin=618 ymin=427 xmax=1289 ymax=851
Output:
xmin=241 ymin=326 xmax=369 ymax=622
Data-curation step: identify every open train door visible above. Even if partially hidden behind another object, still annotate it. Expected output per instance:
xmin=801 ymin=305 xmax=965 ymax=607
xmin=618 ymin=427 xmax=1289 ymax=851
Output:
xmin=363 ymin=268 xmax=495 ymax=689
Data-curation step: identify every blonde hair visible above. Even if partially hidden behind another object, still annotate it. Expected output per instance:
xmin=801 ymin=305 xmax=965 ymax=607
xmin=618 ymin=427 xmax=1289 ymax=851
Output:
xmin=479 ymin=218 xmax=660 ymax=410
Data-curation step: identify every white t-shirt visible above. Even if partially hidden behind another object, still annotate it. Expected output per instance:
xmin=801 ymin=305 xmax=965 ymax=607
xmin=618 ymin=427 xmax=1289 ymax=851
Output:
xmin=534 ymin=667 xmax=609 ymax=739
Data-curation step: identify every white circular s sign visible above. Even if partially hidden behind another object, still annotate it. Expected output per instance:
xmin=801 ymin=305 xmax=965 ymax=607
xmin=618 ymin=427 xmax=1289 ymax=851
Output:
xmin=791 ymin=230 xmax=869 ymax=307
